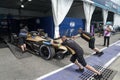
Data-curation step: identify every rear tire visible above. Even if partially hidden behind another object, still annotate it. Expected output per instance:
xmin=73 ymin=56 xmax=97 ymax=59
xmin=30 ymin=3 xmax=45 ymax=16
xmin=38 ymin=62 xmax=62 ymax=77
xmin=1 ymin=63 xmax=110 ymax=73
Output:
xmin=10 ymin=33 xmax=18 ymax=45
xmin=39 ymin=44 xmax=55 ymax=60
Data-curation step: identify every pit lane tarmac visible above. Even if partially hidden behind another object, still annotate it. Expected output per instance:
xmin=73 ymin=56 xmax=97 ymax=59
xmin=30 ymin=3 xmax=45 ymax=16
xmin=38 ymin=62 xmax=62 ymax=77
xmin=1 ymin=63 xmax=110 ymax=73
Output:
xmin=36 ymin=40 xmax=120 ymax=80
xmin=0 ymin=33 xmax=120 ymax=80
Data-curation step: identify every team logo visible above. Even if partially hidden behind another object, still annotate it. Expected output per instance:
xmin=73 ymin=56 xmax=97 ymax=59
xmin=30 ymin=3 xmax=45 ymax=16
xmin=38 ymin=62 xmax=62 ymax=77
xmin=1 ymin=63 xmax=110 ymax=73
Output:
xmin=70 ymin=21 xmax=75 ymax=27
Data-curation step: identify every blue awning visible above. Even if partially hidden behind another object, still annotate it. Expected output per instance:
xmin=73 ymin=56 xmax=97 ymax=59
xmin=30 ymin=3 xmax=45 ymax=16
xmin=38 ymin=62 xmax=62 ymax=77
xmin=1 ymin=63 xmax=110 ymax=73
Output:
xmin=83 ymin=0 xmax=120 ymax=14
xmin=92 ymin=0 xmax=120 ymax=14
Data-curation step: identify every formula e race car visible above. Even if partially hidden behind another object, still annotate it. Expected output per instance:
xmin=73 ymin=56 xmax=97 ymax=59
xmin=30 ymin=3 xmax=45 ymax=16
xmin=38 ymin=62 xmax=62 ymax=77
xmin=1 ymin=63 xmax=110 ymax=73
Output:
xmin=10 ymin=31 xmax=71 ymax=60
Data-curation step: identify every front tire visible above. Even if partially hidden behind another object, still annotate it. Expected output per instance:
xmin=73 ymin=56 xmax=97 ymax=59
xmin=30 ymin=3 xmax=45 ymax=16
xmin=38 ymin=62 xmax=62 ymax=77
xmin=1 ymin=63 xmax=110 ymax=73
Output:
xmin=55 ymin=51 xmax=65 ymax=60
xmin=39 ymin=44 xmax=55 ymax=60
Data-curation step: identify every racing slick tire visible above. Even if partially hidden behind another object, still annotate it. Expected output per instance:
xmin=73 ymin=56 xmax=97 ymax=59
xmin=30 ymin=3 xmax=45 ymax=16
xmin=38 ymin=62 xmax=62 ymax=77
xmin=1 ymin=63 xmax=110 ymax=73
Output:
xmin=39 ymin=44 xmax=55 ymax=60
xmin=55 ymin=51 xmax=65 ymax=60
xmin=10 ymin=33 xmax=18 ymax=45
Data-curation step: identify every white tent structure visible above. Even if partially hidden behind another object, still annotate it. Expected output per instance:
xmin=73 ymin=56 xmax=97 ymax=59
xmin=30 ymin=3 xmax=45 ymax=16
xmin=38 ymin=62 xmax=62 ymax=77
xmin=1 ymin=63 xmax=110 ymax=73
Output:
xmin=102 ymin=9 xmax=108 ymax=26
xmin=113 ymin=14 xmax=120 ymax=27
xmin=51 ymin=0 xmax=73 ymax=38
xmin=51 ymin=0 xmax=96 ymax=38
xmin=83 ymin=2 xmax=95 ymax=32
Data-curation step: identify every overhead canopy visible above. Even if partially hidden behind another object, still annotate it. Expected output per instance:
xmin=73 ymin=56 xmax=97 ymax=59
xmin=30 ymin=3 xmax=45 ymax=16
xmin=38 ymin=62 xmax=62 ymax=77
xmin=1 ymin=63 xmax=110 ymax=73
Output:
xmin=91 ymin=0 xmax=120 ymax=14
xmin=0 ymin=0 xmax=51 ymax=13
xmin=0 ymin=0 xmax=82 ymax=16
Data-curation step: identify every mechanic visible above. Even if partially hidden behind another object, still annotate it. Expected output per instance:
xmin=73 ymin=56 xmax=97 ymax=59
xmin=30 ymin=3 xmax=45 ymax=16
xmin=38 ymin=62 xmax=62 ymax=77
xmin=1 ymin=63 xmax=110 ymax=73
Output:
xmin=18 ymin=26 xmax=28 ymax=53
xmin=73 ymin=28 xmax=104 ymax=56
xmin=51 ymin=36 xmax=102 ymax=79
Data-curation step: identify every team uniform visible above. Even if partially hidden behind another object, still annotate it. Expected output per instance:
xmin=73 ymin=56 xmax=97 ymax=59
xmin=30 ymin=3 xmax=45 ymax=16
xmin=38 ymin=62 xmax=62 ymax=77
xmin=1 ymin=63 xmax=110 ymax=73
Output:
xmin=62 ymin=39 xmax=87 ymax=67
xmin=80 ymin=31 xmax=95 ymax=49
xmin=18 ymin=28 xmax=28 ymax=45
xmin=60 ymin=37 xmax=103 ymax=79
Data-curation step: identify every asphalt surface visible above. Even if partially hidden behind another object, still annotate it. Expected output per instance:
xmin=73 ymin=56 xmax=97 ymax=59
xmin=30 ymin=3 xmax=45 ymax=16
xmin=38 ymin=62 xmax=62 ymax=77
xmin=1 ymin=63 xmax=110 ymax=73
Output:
xmin=0 ymin=32 xmax=120 ymax=80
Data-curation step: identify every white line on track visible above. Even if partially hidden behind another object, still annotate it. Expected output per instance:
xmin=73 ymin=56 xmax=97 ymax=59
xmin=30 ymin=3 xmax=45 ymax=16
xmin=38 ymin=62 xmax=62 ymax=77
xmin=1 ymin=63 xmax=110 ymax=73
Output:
xmin=35 ymin=63 xmax=74 ymax=80
xmin=103 ymin=52 xmax=120 ymax=68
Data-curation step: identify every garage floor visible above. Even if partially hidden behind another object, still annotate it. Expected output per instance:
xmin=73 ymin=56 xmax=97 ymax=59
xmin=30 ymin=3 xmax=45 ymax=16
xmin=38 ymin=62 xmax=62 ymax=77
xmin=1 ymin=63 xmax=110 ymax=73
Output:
xmin=0 ymin=32 xmax=120 ymax=80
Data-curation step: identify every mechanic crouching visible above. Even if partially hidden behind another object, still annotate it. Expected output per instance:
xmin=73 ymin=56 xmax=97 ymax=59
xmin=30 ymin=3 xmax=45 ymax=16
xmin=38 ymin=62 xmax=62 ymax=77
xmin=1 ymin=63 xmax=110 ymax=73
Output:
xmin=18 ymin=26 xmax=28 ymax=53
xmin=51 ymin=36 xmax=102 ymax=79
